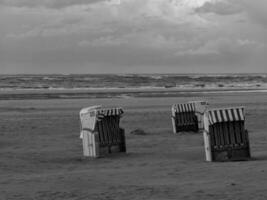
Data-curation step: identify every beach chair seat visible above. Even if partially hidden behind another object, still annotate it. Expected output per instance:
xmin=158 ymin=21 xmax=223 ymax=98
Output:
xmin=203 ymin=107 xmax=251 ymax=162
xmin=79 ymin=106 xmax=126 ymax=157
xmin=171 ymin=101 xmax=208 ymax=134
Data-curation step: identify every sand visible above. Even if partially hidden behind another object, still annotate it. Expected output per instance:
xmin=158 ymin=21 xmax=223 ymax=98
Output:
xmin=0 ymin=92 xmax=267 ymax=200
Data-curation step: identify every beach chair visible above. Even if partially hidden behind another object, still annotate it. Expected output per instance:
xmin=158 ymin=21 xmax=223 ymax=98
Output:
xmin=171 ymin=101 xmax=208 ymax=134
xmin=203 ymin=107 xmax=251 ymax=162
xmin=79 ymin=106 xmax=126 ymax=157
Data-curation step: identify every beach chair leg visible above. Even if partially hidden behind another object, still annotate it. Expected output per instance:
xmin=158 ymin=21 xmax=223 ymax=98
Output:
xmin=82 ymin=131 xmax=100 ymax=158
xmin=245 ymin=130 xmax=251 ymax=158
xmin=203 ymin=130 xmax=212 ymax=161
xmin=94 ymin=132 xmax=100 ymax=157
xmin=82 ymin=131 xmax=90 ymax=157
xmin=119 ymin=128 xmax=126 ymax=152
xmin=171 ymin=117 xmax=177 ymax=134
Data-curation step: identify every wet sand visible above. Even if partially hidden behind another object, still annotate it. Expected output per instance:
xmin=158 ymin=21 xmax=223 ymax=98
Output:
xmin=0 ymin=92 xmax=267 ymax=199
xmin=0 ymin=87 xmax=266 ymax=100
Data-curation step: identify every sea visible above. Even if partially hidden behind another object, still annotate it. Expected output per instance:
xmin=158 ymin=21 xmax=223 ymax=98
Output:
xmin=0 ymin=74 xmax=266 ymax=99
xmin=0 ymin=73 xmax=267 ymax=90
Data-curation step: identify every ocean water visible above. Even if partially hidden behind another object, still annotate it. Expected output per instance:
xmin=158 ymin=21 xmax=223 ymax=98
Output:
xmin=0 ymin=74 xmax=266 ymax=90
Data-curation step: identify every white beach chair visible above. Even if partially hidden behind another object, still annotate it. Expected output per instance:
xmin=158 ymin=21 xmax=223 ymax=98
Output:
xmin=79 ymin=106 xmax=126 ymax=157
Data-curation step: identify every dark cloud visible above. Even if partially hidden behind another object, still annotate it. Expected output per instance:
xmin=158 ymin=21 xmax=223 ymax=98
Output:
xmin=0 ymin=0 xmax=104 ymax=9
xmin=195 ymin=1 xmax=242 ymax=15
xmin=1 ymin=0 xmax=267 ymax=73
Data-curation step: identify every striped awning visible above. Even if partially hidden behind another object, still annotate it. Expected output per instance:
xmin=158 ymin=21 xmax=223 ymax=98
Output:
xmin=94 ymin=108 xmax=124 ymax=120
xmin=206 ymin=107 xmax=245 ymax=125
xmin=80 ymin=106 xmax=123 ymax=134
xmin=172 ymin=103 xmax=195 ymax=114
xmin=80 ymin=106 xmax=123 ymax=119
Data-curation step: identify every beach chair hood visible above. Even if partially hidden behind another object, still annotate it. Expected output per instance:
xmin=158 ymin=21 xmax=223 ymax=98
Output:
xmin=80 ymin=106 xmax=124 ymax=134
xmin=204 ymin=107 xmax=245 ymax=127
xmin=171 ymin=103 xmax=195 ymax=117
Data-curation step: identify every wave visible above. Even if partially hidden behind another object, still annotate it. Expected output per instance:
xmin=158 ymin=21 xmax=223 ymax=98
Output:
xmin=0 ymin=73 xmax=266 ymax=90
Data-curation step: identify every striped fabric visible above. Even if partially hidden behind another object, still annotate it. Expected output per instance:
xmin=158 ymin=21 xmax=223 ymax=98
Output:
xmin=95 ymin=108 xmax=124 ymax=120
xmin=207 ymin=107 xmax=244 ymax=125
xmin=172 ymin=103 xmax=195 ymax=114
xmin=80 ymin=106 xmax=123 ymax=135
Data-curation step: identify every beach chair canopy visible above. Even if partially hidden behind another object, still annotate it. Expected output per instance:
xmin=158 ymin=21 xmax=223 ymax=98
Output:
xmin=205 ymin=107 xmax=244 ymax=126
xmin=172 ymin=101 xmax=208 ymax=115
xmin=172 ymin=103 xmax=195 ymax=116
xmin=80 ymin=106 xmax=124 ymax=132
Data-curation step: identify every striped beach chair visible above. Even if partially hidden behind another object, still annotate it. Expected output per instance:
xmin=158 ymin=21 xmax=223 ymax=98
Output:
xmin=203 ymin=107 xmax=251 ymax=161
xmin=79 ymin=106 xmax=126 ymax=157
xmin=171 ymin=101 xmax=208 ymax=134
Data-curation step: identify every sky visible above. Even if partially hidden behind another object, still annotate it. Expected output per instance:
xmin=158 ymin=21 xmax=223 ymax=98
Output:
xmin=0 ymin=0 xmax=267 ymax=74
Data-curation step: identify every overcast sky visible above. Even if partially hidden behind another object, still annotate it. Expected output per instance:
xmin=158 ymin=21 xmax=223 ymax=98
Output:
xmin=0 ymin=0 xmax=267 ymax=74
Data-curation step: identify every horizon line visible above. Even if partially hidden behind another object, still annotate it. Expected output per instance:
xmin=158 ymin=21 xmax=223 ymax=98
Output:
xmin=0 ymin=72 xmax=267 ymax=75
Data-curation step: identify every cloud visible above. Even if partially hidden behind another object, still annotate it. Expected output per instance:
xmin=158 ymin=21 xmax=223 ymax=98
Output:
xmin=240 ymin=0 xmax=267 ymax=28
xmin=0 ymin=0 xmax=103 ymax=9
xmin=2 ymin=0 xmax=214 ymax=41
xmin=195 ymin=0 xmax=242 ymax=15
xmin=78 ymin=36 xmax=128 ymax=47
xmin=1 ymin=0 xmax=267 ymax=73
xmin=176 ymin=38 xmax=264 ymax=56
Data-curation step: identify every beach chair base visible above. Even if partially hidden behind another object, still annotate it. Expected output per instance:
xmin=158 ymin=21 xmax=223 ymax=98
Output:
xmin=82 ymin=128 xmax=126 ymax=158
xmin=203 ymin=125 xmax=251 ymax=162
xmin=211 ymin=148 xmax=251 ymax=162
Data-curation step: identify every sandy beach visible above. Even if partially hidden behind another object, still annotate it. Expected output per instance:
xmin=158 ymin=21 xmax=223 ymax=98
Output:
xmin=2 ymin=0 xmax=267 ymax=198
xmin=1 ymin=91 xmax=267 ymax=200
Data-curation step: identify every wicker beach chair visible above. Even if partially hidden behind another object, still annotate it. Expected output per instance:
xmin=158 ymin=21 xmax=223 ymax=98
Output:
xmin=79 ymin=106 xmax=126 ymax=157
xmin=171 ymin=101 xmax=208 ymax=134
xmin=203 ymin=107 xmax=251 ymax=161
